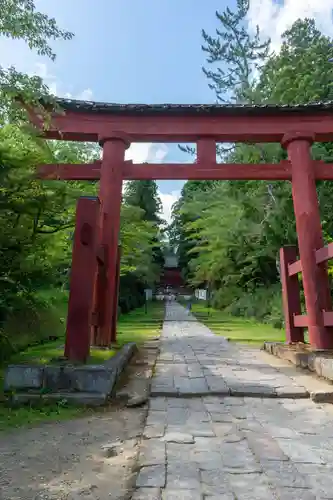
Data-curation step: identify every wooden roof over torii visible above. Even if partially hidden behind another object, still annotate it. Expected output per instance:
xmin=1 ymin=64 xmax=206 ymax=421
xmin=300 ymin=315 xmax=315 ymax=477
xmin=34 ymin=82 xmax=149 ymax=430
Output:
xmin=32 ymin=98 xmax=333 ymax=143
xmin=29 ymin=98 xmax=333 ymax=182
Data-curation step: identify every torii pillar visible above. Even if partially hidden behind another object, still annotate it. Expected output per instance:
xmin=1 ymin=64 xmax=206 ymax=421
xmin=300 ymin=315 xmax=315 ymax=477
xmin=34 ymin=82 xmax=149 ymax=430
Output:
xmin=94 ymin=133 xmax=130 ymax=347
xmin=282 ymin=132 xmax=333 ymax=349
xmin=64 ymin=196 xmax=100 ymax=362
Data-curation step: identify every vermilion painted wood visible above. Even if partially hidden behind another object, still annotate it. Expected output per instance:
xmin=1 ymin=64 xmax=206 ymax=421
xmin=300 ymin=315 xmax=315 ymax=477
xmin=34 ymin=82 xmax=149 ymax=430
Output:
xmin=122 ymin=162 xmax=291 ymax=180
xmin=288 ymin=313 xmax=333 ymax=328
xmin=288 ymin=242 xmax=333 ymax=274
xmin=323 ymin=311 xmax=333 ymax=327
xmin=34 ymin=109 xmax=333 ymax=143
xmin=160 ymin=268 xmax=183 ymax=288
xmin=316 ymin=242 xmax=333 ymax=264
xmin=279 ymin=247 xmax=304 ymax=343
xmin=197 ymin=139 xmax=216 ymax=163
xmin=37 ymin=160 xmax=333 ymax=181
xmin=97 ymin=137 xmax=127 ymax=346
xmin=293 ymin=314 xmax=308 ymax=328
xmin=38 ymin=162 xmax=102 ymax=180
xmin=64 ymin=196 xmax=99 ymax=362
xmin=111 ymin=245 xmax=121 ymax=343
xmin=91 ymin=243 xmax=107 ymax=346
xmin=288 ymin=260 xmax=302 ymax=276
xmin=314 ymin=161 xmax=333 ymax=179
xmin=284 ymin=135 xmax=333 ymax=349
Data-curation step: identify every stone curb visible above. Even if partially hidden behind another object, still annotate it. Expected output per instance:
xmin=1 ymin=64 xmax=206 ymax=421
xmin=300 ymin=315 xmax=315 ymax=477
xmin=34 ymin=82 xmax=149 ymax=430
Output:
xmin=9 ymin=392 xmax=108 ymax=407
xmin=4 ymin=342 xmax=138 ymax=407
xmin=150 ymin=389 xmax=310 ymax=399
xmin=263 ymin=342 xmax=333 ymax=403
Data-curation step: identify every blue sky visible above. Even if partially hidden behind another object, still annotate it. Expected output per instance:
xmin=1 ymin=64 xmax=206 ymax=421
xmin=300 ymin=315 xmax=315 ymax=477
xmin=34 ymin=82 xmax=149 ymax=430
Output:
xmin=1 ymin=0 xmax=332 ymax=221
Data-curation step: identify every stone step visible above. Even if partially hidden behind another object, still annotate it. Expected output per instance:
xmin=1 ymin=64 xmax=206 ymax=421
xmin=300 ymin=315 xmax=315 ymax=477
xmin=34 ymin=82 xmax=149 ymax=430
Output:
xmin=149 ymin=388 xmax=312 ymax=399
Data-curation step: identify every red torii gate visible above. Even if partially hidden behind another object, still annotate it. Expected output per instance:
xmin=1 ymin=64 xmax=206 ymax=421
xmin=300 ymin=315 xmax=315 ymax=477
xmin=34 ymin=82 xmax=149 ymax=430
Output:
xmin=28 ymin=99 xmax=333 ymax=360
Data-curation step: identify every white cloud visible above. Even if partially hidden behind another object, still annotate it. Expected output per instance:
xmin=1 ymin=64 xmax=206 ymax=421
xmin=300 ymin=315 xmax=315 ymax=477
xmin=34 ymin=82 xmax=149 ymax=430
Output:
xmin=159 ymin=190 xmax=181 ymax=224
xmin=125 ymin=143 xmax=176 ymax=223
xmin=76 ymin=88 xmax=94 ymax=101
xmin=125 ymin=143 xmax=168 ymax=164
xmin=248 ymin=0 xmax=333 ymax=52
xmin=31 ymin=62 xmax=93 ymax=100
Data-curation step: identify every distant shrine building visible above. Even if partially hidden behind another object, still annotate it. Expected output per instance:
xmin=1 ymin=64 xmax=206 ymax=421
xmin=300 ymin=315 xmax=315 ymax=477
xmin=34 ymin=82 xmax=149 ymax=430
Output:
xmin=160 ymin=248 xmax=183 ymax=291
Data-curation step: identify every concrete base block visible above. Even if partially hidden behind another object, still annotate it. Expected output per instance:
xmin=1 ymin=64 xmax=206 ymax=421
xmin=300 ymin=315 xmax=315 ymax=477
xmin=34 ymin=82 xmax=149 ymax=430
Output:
xmin=4 ymin=365 xmax=44 ymax=391
xmin=4 ymin=342 xmax=138 ymax=407
xmin=10 ymin=392 xmax=108 ymax=407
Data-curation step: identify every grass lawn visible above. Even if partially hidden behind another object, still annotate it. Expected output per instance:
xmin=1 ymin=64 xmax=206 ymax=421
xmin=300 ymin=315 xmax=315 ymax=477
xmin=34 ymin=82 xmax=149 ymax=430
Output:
xmin=116 ymin=301 xmax=164 ymax=346
xmin=190 ymin=302 xmax=286 ymax=345
xmin=0 ymin=300 xmax=165 ymax=432
xmin=7 ymin=340 xmax=116 ymax=366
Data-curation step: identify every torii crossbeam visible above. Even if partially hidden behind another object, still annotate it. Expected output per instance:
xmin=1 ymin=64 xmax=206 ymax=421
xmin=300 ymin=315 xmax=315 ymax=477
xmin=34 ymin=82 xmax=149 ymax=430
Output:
xmin=28 ymin=98 xmax=333 ymax=360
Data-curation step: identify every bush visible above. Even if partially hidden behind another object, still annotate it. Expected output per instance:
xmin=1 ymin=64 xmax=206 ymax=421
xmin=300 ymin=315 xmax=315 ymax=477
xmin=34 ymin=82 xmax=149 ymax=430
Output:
xmin=213 ymin=284 xmax=284 ymax=329
xmin=118 ymin=273 xmax=145 ymax=313
xmin=0 ymin=289 xmax=68 ymax=363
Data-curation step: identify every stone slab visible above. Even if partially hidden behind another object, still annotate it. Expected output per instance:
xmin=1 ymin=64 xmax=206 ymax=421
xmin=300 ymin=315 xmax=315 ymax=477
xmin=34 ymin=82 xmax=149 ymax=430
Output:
xmin=132 ymin=488 xmax=162 ymax=500
xmin=135 ymin=304 xmax=333 ymax=499
xmin=162 ymin=432 xmax=194 ymax=443
xmin=136 ymin=465 xmax=166 ymax=488
xmin=72 ymin=365 xmax=118 ymax=393
xmin=4 ymin=365 xmax=43 ymax=391
xmin=43 ymin=365 xmax=72 ymax=391
xmin=229 ymin=384 xmax=277 ymax=397
xmin=162 ymin=490 xmax=202 ymax=500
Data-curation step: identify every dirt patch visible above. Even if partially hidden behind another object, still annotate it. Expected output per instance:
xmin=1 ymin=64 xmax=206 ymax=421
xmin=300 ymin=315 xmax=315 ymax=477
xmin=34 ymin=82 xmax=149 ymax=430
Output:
xmin=0 ymin=341 xmax=160 ymax=500
xmin=0 ymin=405 xmax=145 ymax=499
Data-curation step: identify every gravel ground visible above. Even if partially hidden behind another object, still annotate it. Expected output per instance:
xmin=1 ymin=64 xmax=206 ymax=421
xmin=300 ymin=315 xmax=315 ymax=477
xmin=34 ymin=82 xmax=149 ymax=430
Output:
xmin=0 ymin=344 xmax=157 ymax=500
xmin=0 ymin=405 xmax=146 ymax=500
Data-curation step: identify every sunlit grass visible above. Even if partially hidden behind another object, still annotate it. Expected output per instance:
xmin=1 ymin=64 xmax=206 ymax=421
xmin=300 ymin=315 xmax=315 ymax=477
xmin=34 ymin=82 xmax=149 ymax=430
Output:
xmin=6 ymin=301 xmax=164 ymax=366
xmin=0 ymin=404 xmax=84 ymax=433
xmin=116 ymin=301 xmax=164 ymax=346
xmin=8 ymin=341 xmax=116 ymax=366
xmin=190 ymin=302 xmax=285 ymax=345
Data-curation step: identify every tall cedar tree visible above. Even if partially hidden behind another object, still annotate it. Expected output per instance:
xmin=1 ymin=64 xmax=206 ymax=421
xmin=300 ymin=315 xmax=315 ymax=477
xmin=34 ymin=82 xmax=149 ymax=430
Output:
xmin=124 ymin=180 xmax=164 ymax=268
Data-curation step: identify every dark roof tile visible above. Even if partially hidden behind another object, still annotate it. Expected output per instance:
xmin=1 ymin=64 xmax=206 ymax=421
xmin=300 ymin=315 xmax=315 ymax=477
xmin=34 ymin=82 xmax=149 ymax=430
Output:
xmin=50 ymin=98 xmax=333 ymax=116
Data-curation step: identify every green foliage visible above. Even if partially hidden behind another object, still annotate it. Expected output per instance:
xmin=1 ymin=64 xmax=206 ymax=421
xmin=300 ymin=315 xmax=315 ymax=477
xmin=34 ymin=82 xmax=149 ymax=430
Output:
xmin=258 ymin=19 xmax=333 ymax=104
xmin=0 ymin=289 xmax=68 ymax=364
xmin=169 ymin=181 xmax=216 ymax=282
xmin=123 ymin=180 xmax=164 ymax=282
xmin=171 ymin=9 xmax=333 ymax=328
xmin=221 ymin=284 xmax=284 ymax=329
xmin=0 ymin=2 xmax=164 ymax=361
xmin=124 ymin=180 xmax=162 ymax=224
xmin=0 ymin=126 xmax=163 ymax=357
xmin=202 ymin=0 xmax=270 ymax=103
xmin=0 ymin=0 xmax=74 ymax=123
xmin=0 ymin=0 xmax=73 ymax=59
xmin=0 ymin=127 xmax=80 ymax=326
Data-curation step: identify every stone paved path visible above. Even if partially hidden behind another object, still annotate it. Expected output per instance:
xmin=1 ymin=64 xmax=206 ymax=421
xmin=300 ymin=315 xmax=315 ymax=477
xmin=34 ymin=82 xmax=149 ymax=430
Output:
xmin=133 ymin=302 xmax=333 ymax=499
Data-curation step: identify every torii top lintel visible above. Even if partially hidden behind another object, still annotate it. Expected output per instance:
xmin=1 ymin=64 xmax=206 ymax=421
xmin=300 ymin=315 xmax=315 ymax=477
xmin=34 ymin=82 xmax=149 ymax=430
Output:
xmin=31 ymin=98 xmax=333 ymax=143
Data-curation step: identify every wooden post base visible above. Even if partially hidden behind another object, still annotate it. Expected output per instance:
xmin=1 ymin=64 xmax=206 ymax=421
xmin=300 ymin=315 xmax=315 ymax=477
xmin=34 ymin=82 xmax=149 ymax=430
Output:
xmin=280 ymin=246 xmax=304 ymax=344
